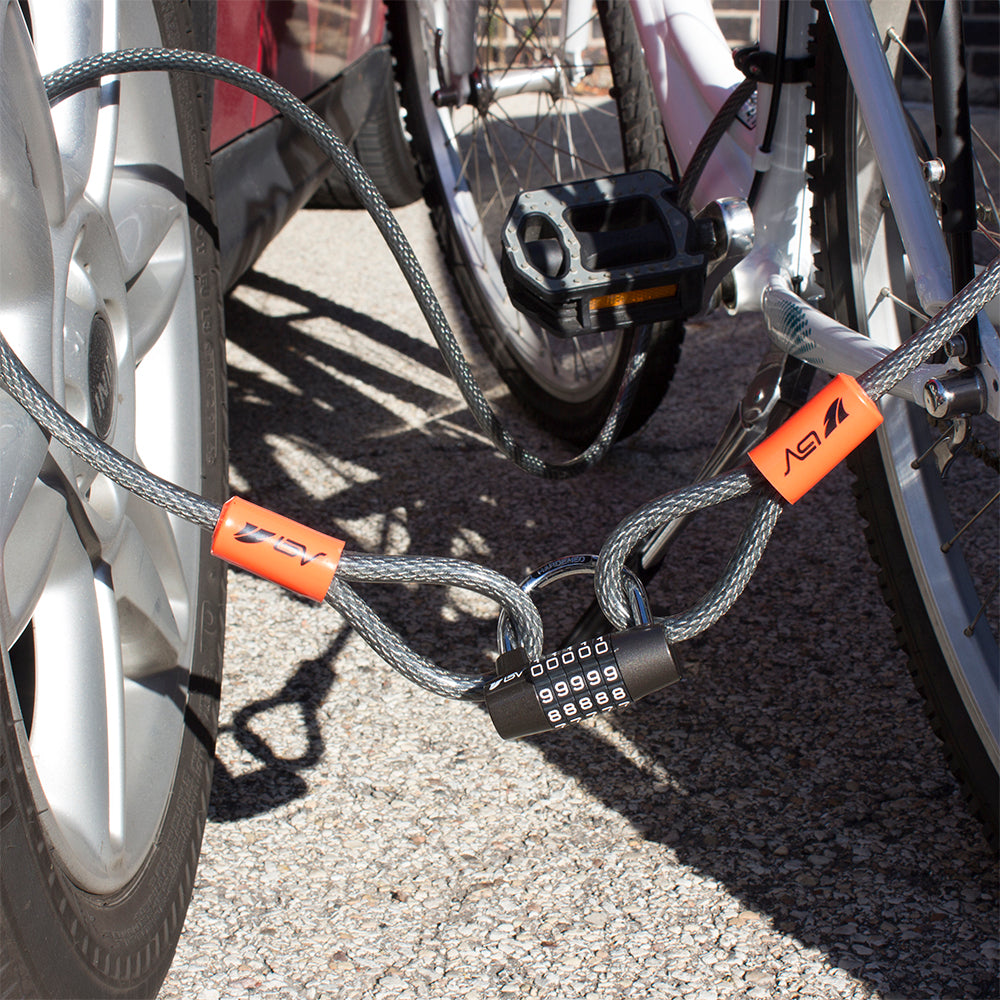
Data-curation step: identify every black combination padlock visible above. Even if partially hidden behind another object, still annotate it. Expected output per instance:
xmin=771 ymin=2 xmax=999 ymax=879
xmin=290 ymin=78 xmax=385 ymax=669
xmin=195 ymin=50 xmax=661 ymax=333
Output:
xmin=484 ymin=626 xmax=681 ymax=740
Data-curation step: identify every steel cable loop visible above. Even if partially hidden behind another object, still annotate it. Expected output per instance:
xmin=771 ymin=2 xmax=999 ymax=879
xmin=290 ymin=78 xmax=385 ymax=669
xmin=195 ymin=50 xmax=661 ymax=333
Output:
xmin=658 ymin=491 xmax=783 ymax=642
xmin=595 ymin=468 xmax=764 ymax=629
xmin=325 ymin=580 xmax=489 ymax=701
xmin=338 ymin=552 xmax=544 ymax=659
xmin=43 ymin=48 xmax=646 ymax=481
xmin=595 ymin=253 xmax=1000 ymax=643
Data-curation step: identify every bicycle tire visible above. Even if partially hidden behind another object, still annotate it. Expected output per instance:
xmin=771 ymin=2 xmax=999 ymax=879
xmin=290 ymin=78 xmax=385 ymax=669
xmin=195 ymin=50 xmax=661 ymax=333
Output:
xmin=389 ymin=0 xmax=683 ymax=444
xmin=808 ymin=2 xmax=999 ymax=846
xmin=0 ymin=2 xmax=228 ymax=994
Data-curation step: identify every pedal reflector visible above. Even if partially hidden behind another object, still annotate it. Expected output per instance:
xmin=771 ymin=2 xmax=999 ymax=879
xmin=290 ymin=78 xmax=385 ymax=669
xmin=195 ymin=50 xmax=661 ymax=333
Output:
xmin=749 ymin=374 xmax=883 ymax=503
xmin=589 ymin=283 xmax=679 ymax=314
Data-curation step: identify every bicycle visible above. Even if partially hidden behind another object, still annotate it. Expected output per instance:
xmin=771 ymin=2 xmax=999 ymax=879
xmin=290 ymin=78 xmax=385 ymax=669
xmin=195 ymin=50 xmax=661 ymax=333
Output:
xmin=0 ymin=1 xmax=996 ymax=994
xmin=387 ymin=0 xmax=999 ymax=843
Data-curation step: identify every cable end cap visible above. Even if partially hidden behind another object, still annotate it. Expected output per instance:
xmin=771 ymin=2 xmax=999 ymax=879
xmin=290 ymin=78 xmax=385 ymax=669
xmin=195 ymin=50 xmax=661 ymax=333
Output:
xmin=211 ymin=496 xmax=345 ymax=601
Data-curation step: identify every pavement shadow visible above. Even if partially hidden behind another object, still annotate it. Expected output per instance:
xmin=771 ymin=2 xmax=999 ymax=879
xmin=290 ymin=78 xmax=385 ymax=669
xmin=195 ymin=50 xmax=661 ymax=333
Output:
xmin=519 ymin=622 xmax=999 ymax=998
xmin=210 ymin=631 xmax=347 ymax=822
xmin=217 ymin=264 xmax=998 ymax=999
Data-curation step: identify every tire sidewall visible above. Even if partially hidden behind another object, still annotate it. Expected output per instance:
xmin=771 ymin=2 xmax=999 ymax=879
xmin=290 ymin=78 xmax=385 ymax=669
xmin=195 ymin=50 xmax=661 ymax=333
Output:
xmin=0 ymin=2 xmax=229 ymax=994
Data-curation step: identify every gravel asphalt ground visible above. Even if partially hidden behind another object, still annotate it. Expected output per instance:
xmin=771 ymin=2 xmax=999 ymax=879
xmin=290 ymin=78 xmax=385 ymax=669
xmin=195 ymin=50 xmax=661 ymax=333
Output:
xmin=158 ymin=198 xmax=998 ymax=1000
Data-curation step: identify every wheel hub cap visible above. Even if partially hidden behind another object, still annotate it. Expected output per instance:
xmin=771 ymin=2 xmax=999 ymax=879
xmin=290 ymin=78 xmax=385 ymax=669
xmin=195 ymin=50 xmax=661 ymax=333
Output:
xmin=88 ymin=313 xmax=116 ymax=439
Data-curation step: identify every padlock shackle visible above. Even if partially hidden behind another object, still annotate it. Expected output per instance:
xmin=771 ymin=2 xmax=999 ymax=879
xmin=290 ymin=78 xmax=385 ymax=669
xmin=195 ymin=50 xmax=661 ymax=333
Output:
xmin=496 ymin=554 xmax=651 ymax=653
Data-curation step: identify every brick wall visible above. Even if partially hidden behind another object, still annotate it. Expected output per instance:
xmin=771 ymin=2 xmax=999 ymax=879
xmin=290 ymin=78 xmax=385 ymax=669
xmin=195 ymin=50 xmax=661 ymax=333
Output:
xmin=481 ymin=3 xmax=997 ymax=106
xmin=903 ymin=1 xmax=999 ymax=105
xmin=711 ymin=1 xmax=998 ymax=105
xmin=710 ymin=0 xmax=759 ymax=49
xmin=966 ymin=0 xmax=1000 ymax=86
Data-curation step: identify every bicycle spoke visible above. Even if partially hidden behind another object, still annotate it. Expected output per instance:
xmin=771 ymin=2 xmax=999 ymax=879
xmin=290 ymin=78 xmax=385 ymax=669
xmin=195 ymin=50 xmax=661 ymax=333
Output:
xmin=941 ymin=487 xmax=1000 ymax=554
xmin=483 ymin=98 xmax=616 ymax=177
xmin=474 ymin=114 xmax=519 ymax=218
xmin=965 ymin=578 xmax=999 ymax=637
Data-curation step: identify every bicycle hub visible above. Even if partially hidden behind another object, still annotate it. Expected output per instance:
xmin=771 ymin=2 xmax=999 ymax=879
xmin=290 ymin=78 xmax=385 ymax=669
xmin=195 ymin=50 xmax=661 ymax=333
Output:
xmin=484 ymin=626 xmax=681 ymax=740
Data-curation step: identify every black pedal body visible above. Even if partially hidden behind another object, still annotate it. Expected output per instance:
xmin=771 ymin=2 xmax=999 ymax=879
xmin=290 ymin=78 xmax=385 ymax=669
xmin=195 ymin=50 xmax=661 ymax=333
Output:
xmin=500 ymin=170 xmax=711 ymax=338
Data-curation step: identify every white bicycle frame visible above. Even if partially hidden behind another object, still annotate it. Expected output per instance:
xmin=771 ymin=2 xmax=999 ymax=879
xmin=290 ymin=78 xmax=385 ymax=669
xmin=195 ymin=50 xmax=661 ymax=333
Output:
xmin=628 ymin=0 xmax=999 ymax=419
xmin=442 ymin=0 xmax=998 ymax=418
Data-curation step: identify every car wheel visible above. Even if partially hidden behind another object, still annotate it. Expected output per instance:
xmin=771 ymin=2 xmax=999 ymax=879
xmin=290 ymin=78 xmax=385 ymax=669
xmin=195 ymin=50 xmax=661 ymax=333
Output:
xmin=0 ymin=1 xmax=227 ymax=995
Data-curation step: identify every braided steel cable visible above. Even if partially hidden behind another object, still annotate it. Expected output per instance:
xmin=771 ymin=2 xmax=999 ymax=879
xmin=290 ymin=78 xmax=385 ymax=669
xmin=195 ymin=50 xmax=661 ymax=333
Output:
xmin=595 ymin=469 xmax=767 ymax=632
xmin=326 ymin=580 xmax=489 ymax=701
xmin=677 ymin=77 xmax=757 ymax=211
xmin=1 ymin=46 xmax=994 ymax=708
xmin=338 ymin=550 xmax=544 ymax=659
xmin=596 ymin=255 xmax=1000 ymax=638
xmin=858 ymin=256 xmax=1000 ymax=400
xmin=44 ymin=48 xmax=646 ymax=481
xmin=0 ymin=330 xmax=222 ymax=529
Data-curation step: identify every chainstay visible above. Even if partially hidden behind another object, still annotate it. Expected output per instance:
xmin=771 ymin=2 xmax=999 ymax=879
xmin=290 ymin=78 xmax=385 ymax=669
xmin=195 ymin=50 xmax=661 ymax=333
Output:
xmin=595 ymin=255 xmax=1000 ymax=636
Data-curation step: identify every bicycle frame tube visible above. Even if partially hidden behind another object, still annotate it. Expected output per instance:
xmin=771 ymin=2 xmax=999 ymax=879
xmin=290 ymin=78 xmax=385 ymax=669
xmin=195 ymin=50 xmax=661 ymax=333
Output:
xmin=762 ymin=275 xmax=940 ymax=405
xmin=631 ymin=0 xmax=754 ymax=201
xmin=630 ymin=0 xmax=995 ymax=413
xmin=826 ymin=0 xmax=954 ymax=314
xmin=563 ymin=0 xmax=594 ymax=83
xmin=442 ymin=0 xmax=475 ymax=82
xmin=730 ymin=0 xmax=816 ymax=311
xmin=630 ymin=0 xmax=814 ymax=307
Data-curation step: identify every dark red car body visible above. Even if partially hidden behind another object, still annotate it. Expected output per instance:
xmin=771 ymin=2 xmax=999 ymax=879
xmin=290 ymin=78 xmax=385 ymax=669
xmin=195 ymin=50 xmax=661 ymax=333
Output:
xmin=201 ymin=0 xmax=408 ymax=288
xmin=210 ymin=0 xmax=384 ymax=149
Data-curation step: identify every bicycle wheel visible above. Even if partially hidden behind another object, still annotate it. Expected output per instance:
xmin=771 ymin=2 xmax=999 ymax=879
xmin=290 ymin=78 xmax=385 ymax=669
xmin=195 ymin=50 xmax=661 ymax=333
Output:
xmin=809 ymin=3 xmax=999 ymax=845
xmin=390 ymin=0 xmax=683 ymax=443
xmin=0 ymin=1 xmax=228 ymax=994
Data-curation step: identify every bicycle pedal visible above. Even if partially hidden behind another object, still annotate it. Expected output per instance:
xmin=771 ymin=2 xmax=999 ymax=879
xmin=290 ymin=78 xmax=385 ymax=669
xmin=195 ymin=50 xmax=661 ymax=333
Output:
xmin=500 ymin=170 xmax=715 ymax=337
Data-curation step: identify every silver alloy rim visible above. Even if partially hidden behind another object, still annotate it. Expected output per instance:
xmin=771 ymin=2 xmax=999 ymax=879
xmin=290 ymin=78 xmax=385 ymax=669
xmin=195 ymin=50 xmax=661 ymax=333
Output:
xmin=411 ymin=0 xmax=633 ymax=403
xmin=0 ymin=0 xmax=206 ymax=891
xmin=850 ymin=10 xmax=999 ymax=771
